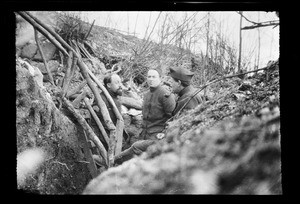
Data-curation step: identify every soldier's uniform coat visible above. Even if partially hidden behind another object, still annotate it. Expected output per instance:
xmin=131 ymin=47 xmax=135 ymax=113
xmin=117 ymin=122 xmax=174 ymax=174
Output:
xmin=172 ymin=85 xmax=202 ymax=116
xmin=169 ymin=66 xmax=203 ymax=116
xmin=141 ymin=84 xmax=176 ymax=140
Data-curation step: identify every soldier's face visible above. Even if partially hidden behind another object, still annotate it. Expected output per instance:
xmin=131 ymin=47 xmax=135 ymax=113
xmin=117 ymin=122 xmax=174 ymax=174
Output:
xmin=147 ymin=70 xmax=161 ymax=88
xmin=108 ymin=74 xmax=123 ymax=95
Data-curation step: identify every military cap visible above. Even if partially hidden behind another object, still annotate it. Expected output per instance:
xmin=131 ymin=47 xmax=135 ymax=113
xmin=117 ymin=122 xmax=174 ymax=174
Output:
xmin=169 ymin=67 xmax=194 ymax=84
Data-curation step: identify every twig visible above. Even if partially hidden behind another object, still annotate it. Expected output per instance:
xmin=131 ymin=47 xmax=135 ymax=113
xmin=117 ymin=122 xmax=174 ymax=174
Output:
xmin=83 ymin=97 xmax=110 ymax=146
xmin=53 ymin=161 xmax=70 ymax=171
xmin=77 ymin=160 xmax=90 ymax=164
xmin=84 ymin=19 xmax=95 ymax=41
xmin=242 ymin=23 xmax=279 ymax=30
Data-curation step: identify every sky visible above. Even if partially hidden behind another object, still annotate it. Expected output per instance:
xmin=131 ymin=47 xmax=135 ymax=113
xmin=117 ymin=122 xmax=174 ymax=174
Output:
xmin=76 ymin=11 xmax=279 ymax=70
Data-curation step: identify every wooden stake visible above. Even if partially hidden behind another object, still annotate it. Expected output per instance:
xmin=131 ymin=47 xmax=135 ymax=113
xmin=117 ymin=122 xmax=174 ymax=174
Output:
xmin=34 ymin=28 xmax=55 ymax=85
xmin=62 ymin=51 xmax=74 ymax=96
xmin=62 ymin=97 xmax=108 ymax=167
xmin=83 ymin=97 xmax=110 ymax=146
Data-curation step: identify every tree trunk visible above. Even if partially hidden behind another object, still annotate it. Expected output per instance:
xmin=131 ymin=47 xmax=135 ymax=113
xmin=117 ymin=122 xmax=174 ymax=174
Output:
xmin=238 ymin=11 xmax=243 ymax=72
xmin=257 ymin=12 xmax=261 ymax=70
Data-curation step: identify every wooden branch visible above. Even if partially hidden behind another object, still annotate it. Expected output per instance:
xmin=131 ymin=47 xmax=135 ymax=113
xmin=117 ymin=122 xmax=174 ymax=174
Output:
xmin=83 ymin=97 xmax=110 ymax=146
xmin=62 ymin=51 xmax=74 ymax=95
xmin=62 ymin=97 xmax=108 ymax=167
xmin=77 ymin=60 xmax=115 ymax=130
xmin=84 ymin=19 xmax=95 ymax=41
xmin=66 ymin=80 xmax=87 ymax=98
xmin=16 ymin=12 xmax=69 ymax=57
xmin=71 ymin=89 xmax=87 ymax=109
xmin=242 ymin=23 xmax=279 ymax=30
xmin=34 ymin=28 xmax=55 ymax=86
xmin=77 ymin=42 xmax=93 ymax=59
xmin=77 ymin=59 xmax=117 ymax=167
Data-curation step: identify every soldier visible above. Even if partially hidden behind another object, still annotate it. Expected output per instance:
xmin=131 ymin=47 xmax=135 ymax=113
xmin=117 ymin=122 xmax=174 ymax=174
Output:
xmin=114 ymin=69 xmax=176 ymax=165
xmin=169 ymin=66 xmax=203 ymax=116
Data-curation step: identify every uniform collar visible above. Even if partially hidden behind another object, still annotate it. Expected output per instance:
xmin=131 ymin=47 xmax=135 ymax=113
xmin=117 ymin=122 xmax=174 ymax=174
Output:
xmin=149 ymin=84 xmax=161 ymax=92
xmin=178 ymin=85 xmax=193 ymax=97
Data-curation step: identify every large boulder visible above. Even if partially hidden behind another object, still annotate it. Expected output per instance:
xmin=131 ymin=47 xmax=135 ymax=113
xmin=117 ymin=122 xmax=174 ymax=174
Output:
xmin=16 ymin=59 xmax=91 ymax=194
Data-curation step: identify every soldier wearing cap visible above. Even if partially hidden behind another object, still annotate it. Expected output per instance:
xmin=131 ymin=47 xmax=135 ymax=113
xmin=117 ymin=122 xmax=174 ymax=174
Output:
xmin=169 ymin=66 xmax=203 ymax=116
xmin=114 ymin=69 xmax=176 ymax=165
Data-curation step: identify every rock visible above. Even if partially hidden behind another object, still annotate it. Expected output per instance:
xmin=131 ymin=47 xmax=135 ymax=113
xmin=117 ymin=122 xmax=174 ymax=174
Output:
xmin=20 ymin=43 xmax=37 ymax=59
xmin=33 ymin=42 xmax=57 ymax=62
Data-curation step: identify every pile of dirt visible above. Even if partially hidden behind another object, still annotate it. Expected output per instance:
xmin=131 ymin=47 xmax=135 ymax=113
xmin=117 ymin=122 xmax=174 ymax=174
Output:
xmin=83 ymin=61 xmax=280 ymax=194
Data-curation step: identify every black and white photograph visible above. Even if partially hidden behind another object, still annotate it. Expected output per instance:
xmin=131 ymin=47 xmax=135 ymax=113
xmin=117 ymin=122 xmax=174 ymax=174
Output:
xmin=15 ymin=9 xmax=281 ymax=195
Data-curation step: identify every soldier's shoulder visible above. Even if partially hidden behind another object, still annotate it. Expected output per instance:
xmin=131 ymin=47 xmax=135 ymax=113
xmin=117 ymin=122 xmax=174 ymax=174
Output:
xmin=159 ymin=86 xmax=171 ymax=98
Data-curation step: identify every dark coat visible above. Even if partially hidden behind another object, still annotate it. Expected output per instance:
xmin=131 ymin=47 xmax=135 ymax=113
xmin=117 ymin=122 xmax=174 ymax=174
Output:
xmin=172 ymin=85 xmax=202 ymax=116
xmin=142 ymin=85 xmax=176 ymax=140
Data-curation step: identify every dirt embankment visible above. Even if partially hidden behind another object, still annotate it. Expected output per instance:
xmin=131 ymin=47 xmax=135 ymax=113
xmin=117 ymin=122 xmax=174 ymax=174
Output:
xmin=16 ymin=59 xmax=92 ymax=194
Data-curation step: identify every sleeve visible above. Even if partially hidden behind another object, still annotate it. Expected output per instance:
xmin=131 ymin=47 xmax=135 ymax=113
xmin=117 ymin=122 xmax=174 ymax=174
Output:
xmin=162 ymin=93 xmax=176 ymax=118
